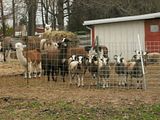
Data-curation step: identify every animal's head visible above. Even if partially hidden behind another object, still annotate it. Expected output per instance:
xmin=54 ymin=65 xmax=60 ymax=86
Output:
xmin=45 ymin=24 xmax=52 ymax=32
xmin=134 ymin=50 xmax=144 ymax=60
xmin=15 ymin=42 xmax=26 ymax=51
xmin=58 ymin=38 xmax=71 ymax=48
xmin=102 ymin=57 xmax=110 ymax=65
xmin=88 ymin=47 xmax=97 ymax=63
xmin=114 ymin=54 xmax=124 ymax=64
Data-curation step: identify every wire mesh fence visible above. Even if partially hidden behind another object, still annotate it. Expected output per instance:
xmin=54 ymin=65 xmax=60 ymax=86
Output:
xmin=0 ymin=36 xmax=160 ymax=90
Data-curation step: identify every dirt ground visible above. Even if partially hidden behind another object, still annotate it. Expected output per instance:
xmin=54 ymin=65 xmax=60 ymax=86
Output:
xmin=0 ymin=59 xmax=160 ymax=108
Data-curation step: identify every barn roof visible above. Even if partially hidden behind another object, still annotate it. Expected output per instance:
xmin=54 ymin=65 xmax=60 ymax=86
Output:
xmin=83 ymin=12 xmax=160 ymax=26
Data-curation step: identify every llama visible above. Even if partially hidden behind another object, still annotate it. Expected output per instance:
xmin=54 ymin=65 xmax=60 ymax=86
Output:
xmin=15 ymin=42 xmax=42 ymax=78
xmin=42 ymin=40 xmax=69 ymax=82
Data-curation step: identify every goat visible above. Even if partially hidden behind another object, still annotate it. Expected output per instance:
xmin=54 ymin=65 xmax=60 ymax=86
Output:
xmin=68 ymin=55 xmax=88 ymax=87
xmin=15 ymin=42 xmax=42 ymax=78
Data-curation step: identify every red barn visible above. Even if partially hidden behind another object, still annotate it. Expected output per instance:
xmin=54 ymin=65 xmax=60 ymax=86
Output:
xmin=83 ymin=12 xmax=160 ymax=60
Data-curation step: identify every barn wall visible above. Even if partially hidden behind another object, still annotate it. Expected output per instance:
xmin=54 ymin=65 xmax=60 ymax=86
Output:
xmin=145 ymin=19 xmax=160 ymax=52
xmin=94 ymin=21 xmax=145 ymax=61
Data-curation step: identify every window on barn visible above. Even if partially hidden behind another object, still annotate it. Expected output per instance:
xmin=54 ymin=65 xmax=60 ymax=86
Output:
xmin=150 ymin=25 xmax=159 ymax=32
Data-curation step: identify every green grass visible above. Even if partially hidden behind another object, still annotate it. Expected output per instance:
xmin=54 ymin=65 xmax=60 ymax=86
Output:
xmin=0 ymin=98 xmax=160 ymax=120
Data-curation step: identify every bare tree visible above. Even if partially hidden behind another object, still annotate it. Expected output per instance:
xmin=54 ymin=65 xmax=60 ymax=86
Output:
xmin=25 ymin=0 xmax=38 ymax=36
xmin=12 ymin=0 xmax=15 ymax=37
xmin=57 ymin=0 xmax=64 ymax=30
xmin=0 ymin=0 xmax=6 ymax=37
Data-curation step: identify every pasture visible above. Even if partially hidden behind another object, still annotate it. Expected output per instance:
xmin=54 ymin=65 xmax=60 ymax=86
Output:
xmin=0 ymin=60 xmax=160 ymax=119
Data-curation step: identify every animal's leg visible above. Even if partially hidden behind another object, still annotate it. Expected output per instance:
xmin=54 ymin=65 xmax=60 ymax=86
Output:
xmin=118 ymin=76 xmax=122 ymax=86
xmin=81 ymin=75 xmax=84 ymax=87
xmin=24 ymin=68 xmax=27 ymax=78
xmin=37 ymin=62 xmax=42 ymax=77
xmin=77 ymin=75 xmax=81 ymax=87
xmin=28 ymin=62 xmax=32 ymax=78
xmin=6 ymin=50 xmax=11 ymax=62
xmin=102 ymin=78 xmax=106 ymax=88
xmin=106 ymin=79 xmax=109 ymax=88
xmin=33 ymin=64 xmax=37 ymax=78
xmin=69 ymin=71 xmax=72 ymax=85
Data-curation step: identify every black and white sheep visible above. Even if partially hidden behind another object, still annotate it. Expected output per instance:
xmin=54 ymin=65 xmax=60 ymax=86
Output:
xmin=68 ymin=55 xmax=88 ymax=87
xmin=88 ymin=48 xmax=110 ymax=88
xmin=114 ymin=52 xmax=144 ymax=88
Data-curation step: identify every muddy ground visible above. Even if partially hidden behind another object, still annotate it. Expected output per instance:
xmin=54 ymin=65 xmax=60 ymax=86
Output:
xmin=0 ymin=60 xmax=160 ymax=119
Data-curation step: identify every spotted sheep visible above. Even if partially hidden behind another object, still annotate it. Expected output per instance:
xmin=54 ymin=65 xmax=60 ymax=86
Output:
xmin=114 ymin=51 xmax=144 ymax=88
xmin=68 ymin=55 xmax=88 ymax=87
xmin=88 ymin=48 xmax=110 ymax=88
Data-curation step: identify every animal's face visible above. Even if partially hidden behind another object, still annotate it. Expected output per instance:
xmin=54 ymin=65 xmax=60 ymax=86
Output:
xmin=114 ymin=55 xmax=123 ymax=64
xmin=134 ymin=50 xmax=143 ymax=60
xmin=88 ymin=48 xmax=97 ymax=63
xmin=15 ymin=42 xmax=26 ymax=51
xmin=45 ymin=24 xmax=52 ymax=32
xmin=102 ymin=57 xmax=109 ymax=65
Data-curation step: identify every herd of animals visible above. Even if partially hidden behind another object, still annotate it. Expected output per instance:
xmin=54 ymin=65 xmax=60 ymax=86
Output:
xmin=0 ymin=24 xmax=160 ymax=89
xmin=0 ymin=35 xmax=160 ymax=89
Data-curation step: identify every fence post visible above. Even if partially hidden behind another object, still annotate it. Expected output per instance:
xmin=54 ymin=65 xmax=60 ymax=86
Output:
xmin=25 ymin=36 xmax=29 ymax=85
xmin=138 ymin=34 xmax=146 ymax=90
xmin=96 ymin=36 xmax=101 ymax=88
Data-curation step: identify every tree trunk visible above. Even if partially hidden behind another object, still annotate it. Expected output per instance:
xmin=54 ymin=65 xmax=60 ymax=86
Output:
xmin=45 ymin=0 xmax=49 ymax=24
xmin=12 ymin=0 xmax=15 ymax=37
xmin=57 ymin=0 xmax=64 ymax=30
xmin=27 ymin=0 xmax=37 ymax=36
xmin=41 ymin=0 xmax=45 ymax=28
xmin=0 ymin=0 xmax=6 ymax=37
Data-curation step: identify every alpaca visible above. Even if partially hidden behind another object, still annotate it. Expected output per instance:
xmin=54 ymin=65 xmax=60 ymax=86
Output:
xmin=15 ymin=42 xmax=42 ymax=78
xmin=45 ymin=24 xmax=52 ymax=32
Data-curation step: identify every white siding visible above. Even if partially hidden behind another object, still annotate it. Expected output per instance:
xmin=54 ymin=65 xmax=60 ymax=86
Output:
xmin=95 ymin=21 xmax=145 ymax=62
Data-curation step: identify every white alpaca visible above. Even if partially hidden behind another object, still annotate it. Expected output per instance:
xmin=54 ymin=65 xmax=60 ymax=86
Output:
xmin=45 ymin=24 xmax=52 ymax=32
xmin=15 ymin=42 xmax=42 ymax=78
